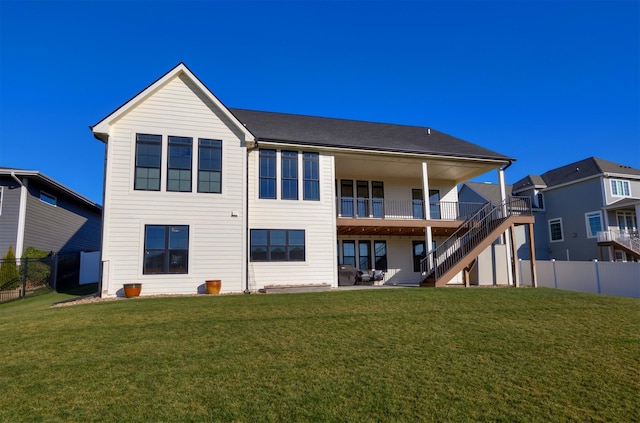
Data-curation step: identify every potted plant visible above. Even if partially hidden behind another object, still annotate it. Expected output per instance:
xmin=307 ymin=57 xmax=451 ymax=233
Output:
xmin=123 ymin=283 xmax=142 ymax=298
xmin=205 ymin=280 xmax=221 ymax=295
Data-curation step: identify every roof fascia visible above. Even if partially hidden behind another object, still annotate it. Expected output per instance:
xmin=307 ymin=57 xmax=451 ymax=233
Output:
xmin=91 ymin=63 xmax=254 ymax=143
xmin=601 ymin=172 xmax=640 ymax=181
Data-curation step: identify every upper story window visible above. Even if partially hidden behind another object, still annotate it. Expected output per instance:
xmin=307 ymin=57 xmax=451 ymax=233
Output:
xmin=167 ymin=136 xmax=193 ymax=192
xmin=40 ymin=191 xmax=57 ymax=206
xmin=143 ymin=225 xmax=189 ymax=274
xmin=135 ymin=133 xmax=162 ymax=191
xmin=259 ymin=149 xmax=277 ymax=199
xmin=611 ymin=179 xmax=630 ymax=197
xmin=198 ymin=139 xmax=222 ymax=193
xmin=281 ymin=151 xmax=298 ymax=200
xmin=585 ymin=211 xmax=602 ymax=238
xmin=533 ymin=192 xmax=544 ymax=209
xmin=549 ymin=218 xmax=564 ymax=242
xmin=303 ymin=152 xmax=319 ymax=200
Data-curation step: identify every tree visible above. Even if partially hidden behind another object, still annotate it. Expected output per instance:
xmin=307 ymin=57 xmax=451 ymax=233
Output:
xmin=0 ymin=246 xmax=20 ymax=290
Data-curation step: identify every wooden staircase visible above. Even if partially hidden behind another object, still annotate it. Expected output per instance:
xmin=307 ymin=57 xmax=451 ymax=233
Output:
xmin=420 ymin=197 xmax=534 ymax=287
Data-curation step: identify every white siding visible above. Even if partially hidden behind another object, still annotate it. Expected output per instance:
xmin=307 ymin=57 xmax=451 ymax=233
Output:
xmin=101 ymin=74 xmax=246 ymax=297
xmin=248 ymin=149 xmax=337 ymax=289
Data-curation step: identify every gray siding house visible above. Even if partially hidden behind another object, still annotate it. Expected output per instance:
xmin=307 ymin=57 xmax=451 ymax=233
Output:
xmin=0 ymin=168 xmax=102 ymax=258
xmin=465 ymin=157 xmax=640 ymax=262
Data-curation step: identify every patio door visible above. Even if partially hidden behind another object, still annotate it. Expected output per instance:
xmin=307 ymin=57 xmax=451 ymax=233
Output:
xmin=357 ymin=181 xmax=369 ymax=218
xmin=340 ymin=180 xmax=354 ymax=217
xmin=617 ymin=211 xmax=637 ymax=234
xmin=412 ymin=189 xmax=424 ymax=219
xmin=372 ymin=181 xmax=384 ymax=218
xmin=429 ymin=189 xmax=441 ymax=219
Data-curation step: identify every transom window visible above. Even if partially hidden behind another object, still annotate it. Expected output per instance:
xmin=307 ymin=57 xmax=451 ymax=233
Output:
xmin=167 ymin=136 xmax=193 ymax=192
xmin=250 ymin=229 xmax=305 ymax=262
xmin=611 ymin=179 xmax=630 ymax=197
xmin=549 ymin=218 xmax=564 ymax=242
xmin=144 ymin=225 xmax=189 ymax=274
xmin=135 ymin=133 xmax=162 ymax=191
xmin=585 ymin=211 xmax=602 ymax=238
xmin=198 ymin=139 xmax=222 ymax=193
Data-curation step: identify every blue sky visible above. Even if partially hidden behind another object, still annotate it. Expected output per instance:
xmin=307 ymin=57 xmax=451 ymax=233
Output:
xmin=1 ymin=0 xmax=638 ymax=205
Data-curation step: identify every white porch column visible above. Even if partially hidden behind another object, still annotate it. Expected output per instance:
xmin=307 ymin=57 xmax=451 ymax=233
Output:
xmin=497 ymin=167 xmax=514 ymax=285
xmin=422 ymin=161 xmax=433 ymax=257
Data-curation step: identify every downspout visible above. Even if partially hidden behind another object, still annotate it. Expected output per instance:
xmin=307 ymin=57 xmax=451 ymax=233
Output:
xmin=10 ymin=172 xmax=27 ymax=258
xmin=245 ymin=140 xmax=259 ymax=293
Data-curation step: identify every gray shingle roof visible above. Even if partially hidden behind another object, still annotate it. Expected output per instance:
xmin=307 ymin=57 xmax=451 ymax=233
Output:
xmin=229 ymin=108 xmax=514 ymax=161
xmin=513 ymin=157 xmax=640 ymax=192
xmin=463 ymin=182 xmax=513 ymax=205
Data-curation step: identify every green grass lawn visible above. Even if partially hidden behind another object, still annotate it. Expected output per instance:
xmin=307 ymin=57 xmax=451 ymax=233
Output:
xmin=0 ymin=287 xmax=638 ymax=422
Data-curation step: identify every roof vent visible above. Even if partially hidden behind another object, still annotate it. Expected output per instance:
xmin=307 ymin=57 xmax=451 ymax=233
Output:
xmin=427 ymin=128 xmax=431 ymax=135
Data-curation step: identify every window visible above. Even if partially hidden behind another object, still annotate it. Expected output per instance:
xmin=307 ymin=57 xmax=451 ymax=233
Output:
xmin=281 ymin=151 xmax=298 ymax=200
xmin=357 ymin=181 xmax=369 ymax=217
xmin=533 ymin=192 xmax=545 ymax=209
xmin=144 ymin=225 xmax=189 ymax=274
xmin=611 ymin=179 xmax=631 ymax=197
xmin=342 ymin=240 xmax=356 ymax=266
xmin=303 ymin=152 xmax=319 ymax=200
xmin=340 ymin=180 xmax=354 ymax=217
xmin=250 ymin=229 xmax=305 ymax=262
xmin=167 ymin=136 xmax=192 ymax=192
xmin=135 ymin=133 xmax=162 ymax=191
xmin=549 ymin=218 xmax=563 ymax=242
xmin=412 ymin=189 xmax=424 ymax=219
xmin=359 ymin=241 xmax=371 ymax=270
xmin=259 ymin=149 xmax=276 ymax=199
xmin=413 ymin=241 xmax=426 ymax=272
xmin=585 ymin=212 xmax=602 ymax=238
xmin=40 ymin=191 xmax=57 ymax=206
xmin=374 ymin=241 xmax=387 ymax=271
xmin=198 ymin=139 xmax=222 ymax=193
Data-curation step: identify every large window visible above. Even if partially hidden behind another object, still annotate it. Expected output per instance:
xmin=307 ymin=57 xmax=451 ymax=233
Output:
xmin=259 ymin=149 xmax=277 ymax=199
xmin=281 ymin=151 xmax=298 ymax=200
xmin=135 ymin=133 xmax=162 ymax=191
xmin=303 ymin=152 xmax=319 ymax=200
xmin=611 ymin=180 xmax=631 ymax=197
xmin=374 ymin=241 xmax=388 ymax=271
xmin=549 ymin=218 xmax=564 ymax=242
xmin=359 ymin=241 xmax=371 ymax=271
xmin=198 ymin=139 xmax=222 ymax=193
xmin=144 ymin=225 xmax=189 ymax=274
xmin=250 ymin=229 xmax=305 ymax=262
xmin=167 ymin=136 xmax=193 ymax=192
xmin=585 ymin=211 xmax=602 ymax=238
xmin=533 ymin=192 xmax=545 ymax=210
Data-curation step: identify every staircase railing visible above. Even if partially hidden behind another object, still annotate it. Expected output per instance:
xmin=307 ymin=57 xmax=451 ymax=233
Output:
xmin=597 ymin=230 xmax=640 ymax=255
xmin=420 ymin=196 xmax=531 ymax=282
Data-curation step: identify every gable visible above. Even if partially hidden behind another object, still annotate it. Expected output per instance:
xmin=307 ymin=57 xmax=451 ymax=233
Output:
xmin=91 ymin=63 xmax=253 ymax=143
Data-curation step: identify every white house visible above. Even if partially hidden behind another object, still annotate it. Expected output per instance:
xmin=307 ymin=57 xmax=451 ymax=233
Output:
xmin=91 ymin=63 xmax=535 ymax=297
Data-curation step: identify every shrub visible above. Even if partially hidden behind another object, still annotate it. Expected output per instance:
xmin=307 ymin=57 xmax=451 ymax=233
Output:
xmin=20 ymin=247 xmax=51 ymax=288
xmin=0 ymin=246 xmax=20 ymax=290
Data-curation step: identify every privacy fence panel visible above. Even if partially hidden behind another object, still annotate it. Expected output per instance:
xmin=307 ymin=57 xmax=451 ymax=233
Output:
xmin=520 ymin=260 xmax=640 ymax=298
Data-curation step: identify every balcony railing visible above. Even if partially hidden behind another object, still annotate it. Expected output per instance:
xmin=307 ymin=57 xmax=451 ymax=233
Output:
xmin=597 ymin=229 xmax=640 ymax=254
xmin=336 ymin=197 xmax=486 ymax=221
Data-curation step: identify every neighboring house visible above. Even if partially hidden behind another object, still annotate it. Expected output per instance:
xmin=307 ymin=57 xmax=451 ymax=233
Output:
xmin=90 ymin=63 xmax=534 ymax=297
xmin=510 ymin=157 xmax=640 ymax=262
xmin=0 ymin=168 xmax=102 ymax=258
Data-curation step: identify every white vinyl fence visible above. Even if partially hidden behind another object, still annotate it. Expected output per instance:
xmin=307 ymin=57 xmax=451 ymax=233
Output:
xmin=518 ymin=259 xmax=640 ymax=298
xmin=79 ymin=251 xmax=100 ymax=285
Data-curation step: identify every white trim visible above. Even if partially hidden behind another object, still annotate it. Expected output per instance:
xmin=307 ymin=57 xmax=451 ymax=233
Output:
xmin=0 ymin=186 xmax=3 ymax=216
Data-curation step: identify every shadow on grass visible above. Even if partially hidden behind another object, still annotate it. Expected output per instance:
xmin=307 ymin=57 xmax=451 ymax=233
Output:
xmin=57 ymin=283 xmax=99 ymax=296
